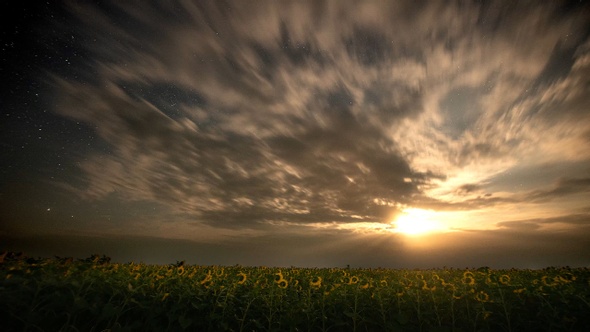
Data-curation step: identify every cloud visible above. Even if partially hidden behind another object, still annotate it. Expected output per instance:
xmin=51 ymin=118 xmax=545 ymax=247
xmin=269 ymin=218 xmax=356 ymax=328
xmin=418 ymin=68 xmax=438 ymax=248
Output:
xmin=47 ymin=1 xmax=590 ymax=232
xmin=496 ymin=213 xmax=590 ymax=231
xmin=417 ymin=175 xmax=590 ymax=213
xmin=526 ymin=177 xmax=590 ymax=202
xmin=50 ymin=1 xmax=429 ymax=228
xmin=55 ymin=75 xmax=428 ymax=228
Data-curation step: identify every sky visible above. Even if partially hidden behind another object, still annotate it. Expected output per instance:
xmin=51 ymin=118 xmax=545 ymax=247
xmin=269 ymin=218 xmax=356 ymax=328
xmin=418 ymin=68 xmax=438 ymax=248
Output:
xmin=1 ymin=1 xmax=590 ymax=269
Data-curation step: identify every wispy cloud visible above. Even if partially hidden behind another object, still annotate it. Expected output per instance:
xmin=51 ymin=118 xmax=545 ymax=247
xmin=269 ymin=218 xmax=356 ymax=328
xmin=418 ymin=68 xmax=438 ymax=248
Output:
xmin=48 ymin=1 xmax=590 ymax=235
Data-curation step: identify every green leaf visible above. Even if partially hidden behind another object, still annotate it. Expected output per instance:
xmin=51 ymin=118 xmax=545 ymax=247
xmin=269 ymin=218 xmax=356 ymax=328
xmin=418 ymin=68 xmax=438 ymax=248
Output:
xmin=74 ymin=296 xmax=89 ymax=310
xmin=344 ymin=311 xmax=355 ymax=318
xmin=178 ymin=315 xmax=193 ymax=329
xmin=428 ymin=326 xmax=452 ymax=332
xmin=394 ymin=312 xmax=409 ymax=325
xmin=100 ymin=302 xmax=117 ymax=319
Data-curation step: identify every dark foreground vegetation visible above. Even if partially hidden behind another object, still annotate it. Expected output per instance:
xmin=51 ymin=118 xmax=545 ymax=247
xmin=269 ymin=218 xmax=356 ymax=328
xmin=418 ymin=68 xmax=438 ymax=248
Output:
xmin=1 ymin=252 xmax=589 ymax=331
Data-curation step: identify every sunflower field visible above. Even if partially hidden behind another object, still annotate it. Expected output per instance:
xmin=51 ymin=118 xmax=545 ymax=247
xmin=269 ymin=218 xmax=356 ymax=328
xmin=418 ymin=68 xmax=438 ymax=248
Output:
xmin=1 ymin=253 xmax=589 ymax=331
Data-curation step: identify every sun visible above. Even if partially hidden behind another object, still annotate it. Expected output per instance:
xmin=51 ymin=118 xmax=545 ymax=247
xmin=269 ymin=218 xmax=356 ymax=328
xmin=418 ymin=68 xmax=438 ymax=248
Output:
xmin=392 ymin=208 xmax=446 ymax=236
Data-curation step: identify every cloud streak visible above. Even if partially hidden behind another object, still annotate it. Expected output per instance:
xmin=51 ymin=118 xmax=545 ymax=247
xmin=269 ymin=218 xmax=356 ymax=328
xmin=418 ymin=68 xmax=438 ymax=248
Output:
xmin=45 ymin=0 xmax=590 ymax=239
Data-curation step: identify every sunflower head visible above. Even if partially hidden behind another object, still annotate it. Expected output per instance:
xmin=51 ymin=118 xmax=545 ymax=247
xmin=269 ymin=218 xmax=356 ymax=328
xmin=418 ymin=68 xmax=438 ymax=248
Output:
xmin=237 ymin=272 xmax=247 ymax=285
xmin=558 ymin=273 xmax=576 ymax=284
xmin=541 ymin=275 xmax=556 ymax=287
xmin=275 ymin=271 xmax=284 ymax=281
xmin=513 ymin=288 xmax=526 ymax=294
xmin=443 ymin=282 xmax=456 ymax=293
xmin=215 ymin=267 xmax=225 ymax=277
xmin=476 ymin=290 xmax=490 ymax=303
xmin=200 ymin=271 xmax=213 ymax=285
xmin=499 ymin=274 xmax=510 ymax=285
xmin=310 ymin=276 xmax=322 ymax=287
xmin=348 ymin=276 xmax=359 ymax=285
xmin=462 ymin=271 xmax=476 ymax=286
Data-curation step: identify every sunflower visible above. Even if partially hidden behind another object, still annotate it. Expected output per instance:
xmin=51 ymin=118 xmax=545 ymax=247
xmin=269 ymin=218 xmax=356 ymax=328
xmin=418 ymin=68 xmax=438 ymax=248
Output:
xmin=310 ymin=276 xmax=322 ymax=287
xmin=499 ymin=274 xmax=510 ymax=285
xmin=275 ymin=271 xmax=284 ymax=282
xmin=277 ymin=279 xmax=288 ymax=289
xmin=443 ymin=281 xmax=456 ymax=292
xmin=215 ymin=267 xmax=225 ymax=277
xmin=513 ymin=288 xmax=526 ymax=294
xmin=348 ymin=276 xmax=359 ymax=285
xmin=558 ymin=273 xmax=576 ymax=284
xmin=541 ymin=275 xmax=556 ymax=287
xmin=200 ymin=271 xmax=213 ymax=285
xmin=421 ymin=280 xmax=434 ymax=291
xmin=177 ymin=265 xmax=185 ymax=276
xmin=462 ymin=271 xmax=476 ymax=285
xmin=475 ymin=290 xmax=490 ymax=303
xmin=237 ymin=272 xmax=247 ymax=285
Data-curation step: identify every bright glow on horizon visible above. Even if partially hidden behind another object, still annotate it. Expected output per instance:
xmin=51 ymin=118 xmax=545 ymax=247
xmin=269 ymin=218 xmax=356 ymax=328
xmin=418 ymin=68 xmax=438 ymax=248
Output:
xmin=392 ymin=208 xmax=448 ymax=236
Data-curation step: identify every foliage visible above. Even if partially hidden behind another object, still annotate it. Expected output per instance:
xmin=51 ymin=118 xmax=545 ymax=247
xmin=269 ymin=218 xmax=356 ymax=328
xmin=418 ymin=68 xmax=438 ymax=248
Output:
xmin=1 ymin=253 xmax=589 ymax=331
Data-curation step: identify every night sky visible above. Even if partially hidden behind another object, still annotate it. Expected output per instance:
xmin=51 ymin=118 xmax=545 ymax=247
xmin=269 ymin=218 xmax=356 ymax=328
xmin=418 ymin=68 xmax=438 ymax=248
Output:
xmin=2 ymin=1 xmax=590 ymax=268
